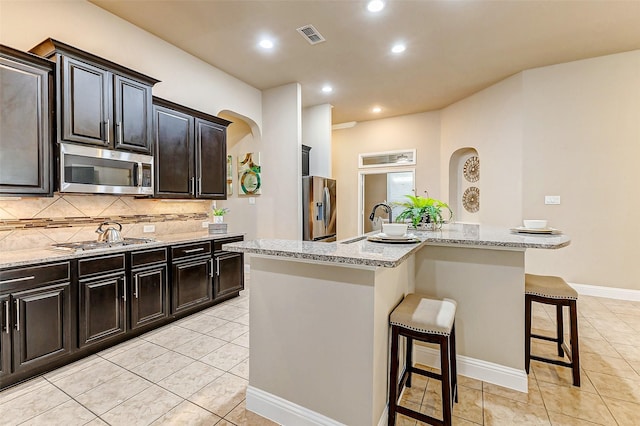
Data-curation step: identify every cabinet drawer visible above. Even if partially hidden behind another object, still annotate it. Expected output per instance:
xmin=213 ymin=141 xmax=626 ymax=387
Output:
xmin=0 ymin=262 xmax=70 ymax=290
xmin=213 ymin=236 xmax=244 ymax=252
xmin=171 ymin=241 xmax=211 ymax=260
xmin=131 ymin=247 xmax=167 ymax=268
xmin=78 ymin=254 xmax=125 ymax=278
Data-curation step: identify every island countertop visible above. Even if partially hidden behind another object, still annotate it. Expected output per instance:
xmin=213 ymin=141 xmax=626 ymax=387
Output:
xmin=223 ymin=223 xmax=570 ymax=268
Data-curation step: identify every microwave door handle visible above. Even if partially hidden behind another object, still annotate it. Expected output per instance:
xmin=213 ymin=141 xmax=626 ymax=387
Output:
xmin=137 ymin=163 xmax=143 ymax=187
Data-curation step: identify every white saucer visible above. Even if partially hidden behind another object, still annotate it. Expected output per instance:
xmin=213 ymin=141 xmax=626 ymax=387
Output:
xmin=511 ymin=227 xmax=561 ymax=234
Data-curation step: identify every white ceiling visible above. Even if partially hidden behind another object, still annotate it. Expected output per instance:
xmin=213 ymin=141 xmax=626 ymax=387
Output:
xmin=90 ymin=0 xmax=640 ymax=124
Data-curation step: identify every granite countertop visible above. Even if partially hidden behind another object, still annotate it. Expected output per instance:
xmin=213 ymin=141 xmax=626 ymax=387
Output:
xmin=0 ymin=231 xmax=245 ymax=269
xmin=223 ymin=224 xmax=571 ymax=268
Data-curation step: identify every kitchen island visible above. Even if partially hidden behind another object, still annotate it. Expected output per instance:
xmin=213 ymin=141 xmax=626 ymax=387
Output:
xmin=224 ymin=224 xmax=570 ymax=426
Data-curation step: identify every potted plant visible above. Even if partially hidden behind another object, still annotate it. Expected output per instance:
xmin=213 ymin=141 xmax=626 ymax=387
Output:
xmin=211 ymin=207 xmax=229 ymax=224
xmin=394 ymin=195 xmax=452 ymax=230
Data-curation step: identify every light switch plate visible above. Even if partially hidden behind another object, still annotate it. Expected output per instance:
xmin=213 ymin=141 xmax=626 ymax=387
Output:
xmin=143 ymin=225 xmax=155 ymax=233
xmin=202 ymin=221 xmax=209 ymax=228
xmin=545 ymin=195 xmax=561 ymax=205
xmin=249 ymin=197 xmax=256 ymax=205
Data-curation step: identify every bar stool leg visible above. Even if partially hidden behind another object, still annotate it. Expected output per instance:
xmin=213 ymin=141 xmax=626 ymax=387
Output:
xmin=525 ymin=295 xmax=532 ymax=374
xmin=570 ymin=300 xmax=581 ymax=387
xmin=556 ymin=304 xmax=565 ymax=357
xmin=406 ymin=336 xmax=413 ymax=388
xmin=388 ymin=326 xmax=399 ymax=426
xmin=450 ymin=323 xmax=458 ymax=403
xmin=440 ymin=336 xmax=452 ymax=426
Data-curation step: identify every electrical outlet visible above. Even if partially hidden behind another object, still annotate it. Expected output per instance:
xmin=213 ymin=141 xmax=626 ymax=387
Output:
xmin=202 ymin=221 xmax=210 ymax=228
xmin=249 ymin=197 xmax=256 ymax=205
xmin=545 ymin=195 xmax=561 ymax=205
xmin=143 ymin=225 xmax=155 ymax=233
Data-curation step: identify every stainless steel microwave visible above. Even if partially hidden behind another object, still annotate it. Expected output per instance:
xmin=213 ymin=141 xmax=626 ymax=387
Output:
xmin=59 ymin=143 xmax=154 ymax=195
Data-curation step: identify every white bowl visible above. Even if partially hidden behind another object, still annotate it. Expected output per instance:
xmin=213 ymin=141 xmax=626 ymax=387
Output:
xmin=523 ymin=219 xmax=548 ymax=229
xmin=382 ymin=223 xmax=408 ymax=237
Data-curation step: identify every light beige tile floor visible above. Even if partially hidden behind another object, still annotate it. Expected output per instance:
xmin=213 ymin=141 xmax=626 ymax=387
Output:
xmin=1 ymin=288 xmax=639 ymax=425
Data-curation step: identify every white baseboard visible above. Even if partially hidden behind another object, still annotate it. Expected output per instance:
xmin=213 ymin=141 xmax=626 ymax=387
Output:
xmin=569 ymin=282 xmax=640 ymax=301
xmin=413 ymin=345 xmax=528 ymax=393
xmin=246 ymin=386 xmax=346 ymax=426
xmin=377 ymin=406 xmax=388 ymax=426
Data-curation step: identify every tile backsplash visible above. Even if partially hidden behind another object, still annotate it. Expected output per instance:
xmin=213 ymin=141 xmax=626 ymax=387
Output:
xmin=0 ymin=194 xmax=213 ymax=251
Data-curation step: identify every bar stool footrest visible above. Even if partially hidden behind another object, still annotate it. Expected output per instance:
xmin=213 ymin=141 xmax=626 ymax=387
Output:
xmin=530 ymin=354 xmax=573 ymax=368
xmin=396 ymin=405 xmax=445 ymax=426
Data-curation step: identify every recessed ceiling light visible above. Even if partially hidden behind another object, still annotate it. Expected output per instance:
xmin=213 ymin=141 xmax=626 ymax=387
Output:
xmin=259 ymin=39 xmax=274 ymax=49
xmin=372 ymin=106 xmax=382 ymax=113
xmin=367 ymin=0 xmax=385 ymax=13
xmin=391 ymin=43 xmax=406 ymax=54
xmin=322 ymin=85 xmax=333 ymax=93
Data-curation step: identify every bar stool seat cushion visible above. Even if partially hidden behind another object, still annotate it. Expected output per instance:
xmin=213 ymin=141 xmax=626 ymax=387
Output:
xmin=390 ymin=293 xmax=457 ymax=336
xmin=525 ymin=274 xmax=578 ymax=300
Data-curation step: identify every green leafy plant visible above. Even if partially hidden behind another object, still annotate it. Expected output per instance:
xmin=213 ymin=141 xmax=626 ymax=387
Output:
xmin=211 ymin=207 xmax=229 ymax=216
xmin=394 ymin=195 xmax=452 ymax=228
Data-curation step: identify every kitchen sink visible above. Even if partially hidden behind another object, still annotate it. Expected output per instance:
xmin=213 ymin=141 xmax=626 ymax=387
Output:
xmin=52 ymin=237 xmax=156 ymax=252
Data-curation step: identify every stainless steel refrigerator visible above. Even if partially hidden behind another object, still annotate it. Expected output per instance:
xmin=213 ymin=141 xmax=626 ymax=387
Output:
xmin=302 ymin=176 xmax=337 ymax=242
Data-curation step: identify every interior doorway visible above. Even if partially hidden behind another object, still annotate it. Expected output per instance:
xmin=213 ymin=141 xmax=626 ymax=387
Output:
xmin=359 ymin=169 xmax=415 ymax=234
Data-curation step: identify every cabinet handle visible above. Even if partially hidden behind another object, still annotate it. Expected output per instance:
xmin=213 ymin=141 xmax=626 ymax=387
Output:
xmin=117 ymin=121 xmax=123 ymax=144
xmin=0 ymin=275 xmax=35 ymax=285
xmin=122 ymin=276 xmax=127 ymax=302
xmin=105 ymin=119 xmax=110 ymax=144
xmin=216 ymin=257 xmax=220 ymax=276
xmin=15 ymin=299 xmax=20 ymax=332
xmin=209 ymin=258 xmax=214 ymax=278
xmin=184 ymin=248 xmax=205 ymax=254
xmin=134 ymin=275 xmax=139 ymax=299
xmin=191 ymin=177 xmax=195 ymax=196
xmin=197 ymin=178 xmax=202 ymax=196
xmin=4 ymin=300 xmax=9 ymax=334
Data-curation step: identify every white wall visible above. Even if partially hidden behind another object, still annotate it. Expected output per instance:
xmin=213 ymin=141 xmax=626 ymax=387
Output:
xmin=332 ymin=112 xmax=441 ymax=239
xmin=259 ymin=83 xmax=302 ymax=239
xmin=0 ymin=1 xmax=262 ymax=130
xmin=302 ymin=104 xmax=333 ymax=178
xmin=521 ymin=51 xmax=640 ymax=289
xmin=440 ymin=74 xmax=524 ymax=226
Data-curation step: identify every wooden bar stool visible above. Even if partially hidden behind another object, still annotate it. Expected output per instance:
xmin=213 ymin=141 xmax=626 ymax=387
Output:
xmin=388 ymin=294 xmax=458 ymax=426
xmin=525 ymin=273 xmax=580 ymax=386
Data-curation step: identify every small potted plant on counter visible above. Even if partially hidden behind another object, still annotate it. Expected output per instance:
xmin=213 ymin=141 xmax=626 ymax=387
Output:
xmin=394 ymin=194 xmax=452 ymax=230
xmin=211 ymin=207 xmax=229 ymax=224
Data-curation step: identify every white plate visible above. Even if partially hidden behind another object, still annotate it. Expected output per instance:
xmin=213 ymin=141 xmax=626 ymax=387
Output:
xmin=511 ymin=227 xmax=561 ymax=234
xmin=376 ymin=233 xmax=414 ymax=240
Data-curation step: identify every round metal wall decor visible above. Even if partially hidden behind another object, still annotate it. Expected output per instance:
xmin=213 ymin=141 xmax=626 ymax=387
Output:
xmin=462 ymin=187 xmax=480 ymax=213
xmin=463 ymin=156 xmax=480 ymax=182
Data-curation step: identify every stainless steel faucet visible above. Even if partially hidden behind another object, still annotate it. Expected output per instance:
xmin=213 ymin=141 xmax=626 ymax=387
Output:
xmin=369 ymin=202 xmax=392 ymax=223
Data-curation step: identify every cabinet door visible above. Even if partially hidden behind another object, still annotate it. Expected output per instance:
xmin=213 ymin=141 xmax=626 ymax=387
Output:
xmin=214 ymin=252 xmax=244 ymax=300
xmin=130 ymin=265 xmax=168 ymax=330
xmin=171 ymin=257 xmax=212 ymax=314
xmin=154 ymin=105 xmax=194 ymax=197
xmin=0 ymin=55 xmax=52 ymax=195
xmin=196 ymin=118 xmax=227 ymax=199
xmin=60 ymin=56 xmax=111 ymax=146
xmin=0 ymin=294 xmax=10 ymax=381
xmin=11 ymin=283 xmax=71 ymax=375
xmin=79 ymin=273 xmax=126 ymax=348
xmin=114 ymin=75 xmax=153 ymax=153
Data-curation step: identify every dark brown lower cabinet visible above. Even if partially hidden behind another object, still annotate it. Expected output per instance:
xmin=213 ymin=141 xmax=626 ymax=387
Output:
xmin=214 ymin=252 xmax=244 ymax=300
xmin=11 ymin=283 xmax=72 ymax=375
xmin=1 ymin=293 xmax=12 ymax=382
xmin=79 ymin=272 xmax=126 ymax=348
xmin=130 ymin=265 xmax=168 ymax=330
xmin=171 ymin=256 xmax=212 ymax=314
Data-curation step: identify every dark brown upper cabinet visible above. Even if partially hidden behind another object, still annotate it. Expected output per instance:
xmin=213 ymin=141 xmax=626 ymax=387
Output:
xmin=0 ymin=45 xmax=54 ymax=196
xmin=30 ymin=39 xmax=158 ymax=154
xmin=153 ymin=97 xmax=231 ymax=199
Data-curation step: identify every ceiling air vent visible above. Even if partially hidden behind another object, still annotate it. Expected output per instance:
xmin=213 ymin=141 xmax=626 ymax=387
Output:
xmin=297 ymin=24 xmax=326 ymax=45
